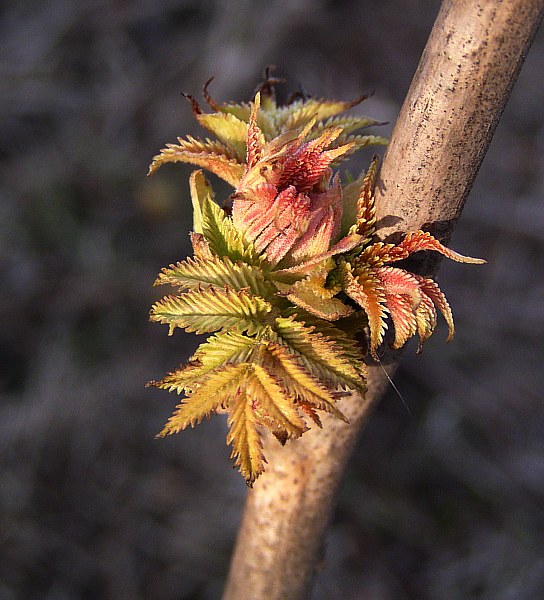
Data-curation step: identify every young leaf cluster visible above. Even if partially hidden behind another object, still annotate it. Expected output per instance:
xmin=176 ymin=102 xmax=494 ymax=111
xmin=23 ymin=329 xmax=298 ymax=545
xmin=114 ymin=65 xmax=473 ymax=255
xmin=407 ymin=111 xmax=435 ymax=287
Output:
xmin=148 ymin=76 xmax=484 ymax=484
xmin=149 ymin=172 xmax=365 ymax=483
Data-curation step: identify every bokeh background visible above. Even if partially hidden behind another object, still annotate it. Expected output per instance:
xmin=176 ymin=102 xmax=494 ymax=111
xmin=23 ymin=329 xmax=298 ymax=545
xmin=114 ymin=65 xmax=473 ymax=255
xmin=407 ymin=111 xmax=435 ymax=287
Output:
xmin=1 ymin=1 xmax=544 ymax=598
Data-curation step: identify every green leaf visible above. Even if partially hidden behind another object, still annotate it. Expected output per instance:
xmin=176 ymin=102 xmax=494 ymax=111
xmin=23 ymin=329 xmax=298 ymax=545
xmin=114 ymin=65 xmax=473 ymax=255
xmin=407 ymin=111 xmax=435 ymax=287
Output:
xmin=217 ymin=101 xmax=252 ymax=121
xmin=189 ymin=169 xmax=214 ymax=235
xmin=273 ymin=316 xmax=365 ymax=391
xmin=213 ymin=100 xmax=275 ymax=140
xmin=227 ymin=381 xmax=266 ymax=485
xmin=150 ymin=287 xmax=273 ymax=335
xmin=332 ymin=134 xmax=388 ymax=165
xmin=202 ymin=203 xmax=259 ymax=263
xmin=157 ymin=363 xmax=248 ymax=436
xmin=155 ymin=255 xmax=273 ymax=298
xmin=196 ymin=330 xmax=260 ymax=367
xmin=150 ymin=331 xmax=259 ymax=393
xmin=189 ymin=170 xmax=258 ymax=263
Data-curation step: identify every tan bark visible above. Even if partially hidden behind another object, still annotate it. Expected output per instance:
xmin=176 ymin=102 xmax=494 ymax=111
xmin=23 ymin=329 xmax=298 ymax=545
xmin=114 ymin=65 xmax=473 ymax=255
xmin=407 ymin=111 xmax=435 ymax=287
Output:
xmin=376 ymin=0 xmax=543 ymax=245
xmin=224 ymin=1 xmax=544 ymax=599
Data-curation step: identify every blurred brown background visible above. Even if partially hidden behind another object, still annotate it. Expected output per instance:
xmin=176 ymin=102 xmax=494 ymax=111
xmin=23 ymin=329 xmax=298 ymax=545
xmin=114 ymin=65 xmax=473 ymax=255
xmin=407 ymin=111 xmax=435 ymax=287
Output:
xmin=1 ymin=1 xmax=544 ymax=599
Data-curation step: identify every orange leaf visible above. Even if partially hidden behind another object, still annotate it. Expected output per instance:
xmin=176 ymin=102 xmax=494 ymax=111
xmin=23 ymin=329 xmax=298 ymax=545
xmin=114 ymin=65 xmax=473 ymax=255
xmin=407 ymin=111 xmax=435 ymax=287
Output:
xmin=397 ymin=231 xmax=486 ymax=264
xmin=342 ymin=264 xmax=387 ymax=358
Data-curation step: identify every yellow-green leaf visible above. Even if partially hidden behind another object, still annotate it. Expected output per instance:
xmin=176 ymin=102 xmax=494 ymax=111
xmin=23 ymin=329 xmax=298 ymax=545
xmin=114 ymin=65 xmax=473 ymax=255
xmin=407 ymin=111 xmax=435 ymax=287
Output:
xmin=196 ymin=112 xmax=248 ymax=162
xmin=301 ymin=314 xmax=367 ymax=380
xmin=150 ymin=287 xmax=273 ymax=335
xmin=154 ymin=255 xmax=273 ymax=297
xmin=189 ymin=169 xmax=214 ymax=235
xmin=150 ymin=332 xmax=258 ymax=394
xmin=287 ymin=289 xmax=353 ymax=321
xmin=217 ymin=101 xmax=252 ymax=122
xmin=190 ymin=172 xmax=258 ymax=263
xmin=332 ymin=134 xmax=388 ymax=165
xmin=261 ymin=343 xmax=347 ymax=421
xmin=157 ymin=363 xmax=249 ymax=436
xmin=286 ymin=272 xmax=353 ymax=321
xmin=149 ymin=138 xmax=244 ymax=187
xmin=310 ymin=116 xmax=383 ymax=137
xmin=274 ymin=316 xmax=364 ymax=390
xmin=276 ymin=97 xmax=367 ymax=132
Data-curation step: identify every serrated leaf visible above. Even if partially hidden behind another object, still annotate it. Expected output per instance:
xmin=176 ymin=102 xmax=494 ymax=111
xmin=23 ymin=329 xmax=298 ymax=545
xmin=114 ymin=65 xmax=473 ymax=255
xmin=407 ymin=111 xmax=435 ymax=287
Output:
xmin=332 ymin=134 xmax=388 ymax=164
xmin=395 ymin=230 xmax=486 ymax=265
xmin=194 ymin=330 xmax=260 ymax=369
xmin=149 ymin=137 xmax=244 ymax=187
xmin=246 ymin=94 xmax=265 ymax=169
xmin=189 ymin=169 xmax=214 ymax=235
xmin=261 ymin=343 xmax=347 ymax=421
xmin=273 ymin=316 xmax=364 ymax=390
xmin=298 ymin=402 xmax=322 ymax=427
xmin=414 ymin=283 xmax=438 ymax=349
xmin=310 ymin=116 xmax=384 ymax=138
xmin=154 ymin=255 xmax=274 ymax=297
xmin=275 ymin=96 xmax=370 ymax=132
xmin=218 ymin=101 xmax=276 ymax=139
xmin=249 ymin=363 xmax=308 ymax=437
xmin=415 ymin=275 xmax=455 ymax=341
xmin=190 ymin=171 xmax=258 ymax=263
xmin=287 ymin=288 xmax=353 ymax=321
xmin=217 ymin=101 xmax=252 ymax=122
xmin=274 ymin=234 xmax=363 ymax=277
xmin=150 ymin=287 xmax=273 ymax=335
xmin=356 ymin=242 xmax=408 ymax=267
xmin=157 ymin=363 xmax=248 ymax=436
xmin=285 ymin=269 xmax=353 ymax=321
xmin=385 ymin=291 xmax=419 ymax=350
xmin=150 ymin=331 xmax=259 ymax=393
xmin=302 ymin=313 xmax=367 ymax=375
xmin=196 ymin=111 xmax=248 ymax=162
xmin=342 ymin=262 xmax=388 ymax=358
xmin=348 ymin=156 xmax=379 ymax=239
xmin=227 ymin=383 xmax=266 ymax=485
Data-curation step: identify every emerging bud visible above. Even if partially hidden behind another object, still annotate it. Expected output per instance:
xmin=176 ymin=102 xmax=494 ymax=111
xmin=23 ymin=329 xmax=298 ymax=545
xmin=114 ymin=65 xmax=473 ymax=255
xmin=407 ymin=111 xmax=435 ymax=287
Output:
xmin=148 ymin=75 xmax=483 ymax=483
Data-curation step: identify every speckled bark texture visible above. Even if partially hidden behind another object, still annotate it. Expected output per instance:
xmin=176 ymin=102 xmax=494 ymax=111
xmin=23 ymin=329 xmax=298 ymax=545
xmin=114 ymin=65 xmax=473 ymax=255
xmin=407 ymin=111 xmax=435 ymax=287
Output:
xmin=223 ymin=1 xmax=544 ymax=599
xmin=377 ymin=0 xmax=544 ymax=245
